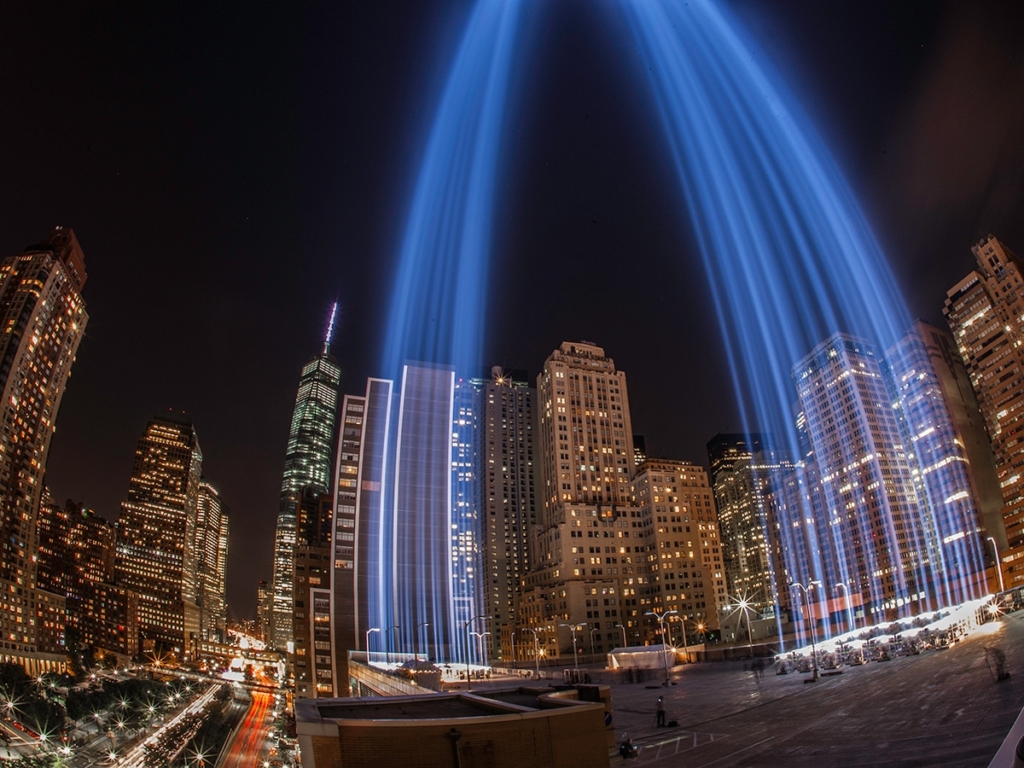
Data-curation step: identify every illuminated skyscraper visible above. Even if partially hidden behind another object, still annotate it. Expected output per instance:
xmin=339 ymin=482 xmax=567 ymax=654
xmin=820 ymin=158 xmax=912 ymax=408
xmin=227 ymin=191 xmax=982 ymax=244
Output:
xmin=37 ymin=499 xmax=137 ymax=660
xmin=945 ymin=236 xmax=1024 ymax=588
xmin=886 ymin=321 xmax=998 ymax=602
xmin=0 ymin=227 xmax=88 ymax=674
xmin=196 ymin=480 xmax=229 ymax=643
xmin=270 ymin=306 xmax=342 ymax=650
xmin=792 ymin=334 xmax=924 ymax=622
xmin=521 ymin=342 xmax=640 ymax=662
xmin=116 ymin=412 xmax=203 ymax=658
xmin=706 ymin=434 xmax=780 ymax=615
xmin=477 ymin=368 xmax=536 ymax=663
xmin=633 ymin=459 xmax=726 ymax=643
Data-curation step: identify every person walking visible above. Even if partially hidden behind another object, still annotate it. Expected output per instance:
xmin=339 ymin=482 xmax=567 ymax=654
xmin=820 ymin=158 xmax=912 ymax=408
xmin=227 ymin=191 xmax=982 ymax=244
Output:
xmin=656 ymin=696 xmax=666 ymax=727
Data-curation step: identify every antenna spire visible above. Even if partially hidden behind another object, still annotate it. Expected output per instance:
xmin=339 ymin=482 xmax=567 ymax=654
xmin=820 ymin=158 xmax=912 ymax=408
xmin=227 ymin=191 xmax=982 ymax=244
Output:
xmin=323 ymin=301 xmax=338 ymax=355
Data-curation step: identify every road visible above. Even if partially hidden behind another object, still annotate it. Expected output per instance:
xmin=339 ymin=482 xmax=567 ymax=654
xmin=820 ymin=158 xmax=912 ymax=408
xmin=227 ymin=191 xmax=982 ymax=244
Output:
xmin=220 ymin=690 xmax=274 ymax=768
xmin=608 ymin=610 xmax=1024 ymax=766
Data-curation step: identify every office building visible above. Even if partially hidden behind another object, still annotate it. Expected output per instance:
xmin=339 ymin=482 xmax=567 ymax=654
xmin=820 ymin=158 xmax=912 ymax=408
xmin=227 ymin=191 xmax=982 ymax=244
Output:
xmin=477 ymin=368 xmax=536 ymax=664
xmin=791 ymin=333 xmax=927 ymax=622
xmin=196 ymin=480 xmax=229 ymax=643
xmin=115 ymin=412 xmax=203 ymax=659
xmin=270 ymin=309 xmax=342 ymax=651
xmin=887 ymin=321 xmax=1000 ymax=601
xmin=37 ymin=498 xmax=138 ymax=661
xmin=0 ymin=227 xmax=88 ymax=674
xmin=293 ymin=490 xmax=334 ymax=699
xmin=520 ymin=342 xmax=640 ymax=662
xmin=945 ymin=236 xmax=1024 ymax=587
xmin=706 ymin=434 xmax=781 ymax=616
xmin=632 ymin=459 xmax=725 ymax=645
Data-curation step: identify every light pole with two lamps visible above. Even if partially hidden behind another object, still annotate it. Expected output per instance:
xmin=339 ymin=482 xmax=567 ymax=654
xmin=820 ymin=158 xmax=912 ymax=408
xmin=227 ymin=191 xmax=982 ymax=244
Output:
xmin=644 ymin=609 xmax=677 ymax=685
xmin=523 ymin=627 xmax=541 ymax=679
xmin=790 ymin=580 xmax=822 ymax=681
xmin=558 ymin=622 xmax=587 ymax=675
xmin=464 ymin=614 xmax=491 ymax=692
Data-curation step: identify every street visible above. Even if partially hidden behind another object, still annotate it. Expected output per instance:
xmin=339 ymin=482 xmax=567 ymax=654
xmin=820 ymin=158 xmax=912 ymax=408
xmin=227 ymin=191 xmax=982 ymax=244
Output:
xmin=220 ymin=690 xmax=275 ymax=767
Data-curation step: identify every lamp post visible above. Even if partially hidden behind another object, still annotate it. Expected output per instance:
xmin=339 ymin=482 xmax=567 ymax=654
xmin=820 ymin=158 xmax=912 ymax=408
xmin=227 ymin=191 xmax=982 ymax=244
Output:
xmin=790 ymin=580 xmax=822 ymax=681
xmin=385 ymin=625 xmax=400 ymax=665
xmin=670 ymin=614 xmax=689 ymax=661
xmin=558 ymin=623 xmax=586 ymax=674
xmin=415 ymin=622 xmax=430 ymax=662
xmin=644 ymin=610 xmax=677 ymax=685
xmin=470 ymin=632 xmax=491 ymax=671
xmin=523 ymin=627 xmax=541 ymax=679
xmin=833 ymin=582 xmax=853 ymax=634
xmin=615 ymin=623 xmax=627 ymax=648
xmin=589 ymin=627 xmax=600 ymax=659
xmin=988 ymin=536 xmax=1006 ymax=593
xmin=464 ymin=614 xmax=491 ymax=692
xmin=365 ymin=627 xmax=380 ymax=664
xmin=734 ymin=596 xmax=755 ymax=657
xmin=511 ymin=631 xmax=517 ymax=670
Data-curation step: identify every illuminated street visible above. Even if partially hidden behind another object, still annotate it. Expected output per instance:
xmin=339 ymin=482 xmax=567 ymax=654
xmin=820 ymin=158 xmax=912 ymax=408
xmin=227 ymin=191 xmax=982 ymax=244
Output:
xmin=221 ymin=690 xmax=275 ymax=768
xmin=607 ymin=611 xmax=1024 ymax=766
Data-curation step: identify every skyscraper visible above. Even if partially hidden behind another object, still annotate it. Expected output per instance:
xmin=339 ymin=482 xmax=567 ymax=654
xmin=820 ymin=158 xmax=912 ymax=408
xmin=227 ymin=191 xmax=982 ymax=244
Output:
xmin=945 ymin=236 xmax=1024 ymax=588
xmin=632 ymin=459 xmax=726 ymax=643
xmin=196 ymin=480 xmax=229 ymax=643
xmin=886 ymin=321 xmax=998 ymax=602
xmin=706 ymin=434 xmax=781 ymax=616
xmin=270 ymin=307 xmax=342 ymax=650
xmin=791 ymin=333 xmax=923 ymax=622
xmin=521 ymin=342 xmax=640 ymax=661
xmin=477 ymin=368 xmax=536 ymax=663
xmin=0 ymin=227 xmax=88 ymax=675
xmin=115 ymin=412 xmax=203 ymax=659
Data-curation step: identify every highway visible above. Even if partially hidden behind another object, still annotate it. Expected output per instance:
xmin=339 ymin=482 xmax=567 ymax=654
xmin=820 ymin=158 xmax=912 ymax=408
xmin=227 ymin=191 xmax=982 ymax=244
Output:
xmin=220 ymin=690 xmax=274 ymax=767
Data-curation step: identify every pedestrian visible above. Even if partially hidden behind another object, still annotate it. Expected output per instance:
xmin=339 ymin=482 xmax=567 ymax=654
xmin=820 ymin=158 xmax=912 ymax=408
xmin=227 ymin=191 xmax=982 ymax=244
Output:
xmin=985 ymin=646 xmax=1010 ymax=682
xmin=656 ymin=696 xmax=666 ymax=727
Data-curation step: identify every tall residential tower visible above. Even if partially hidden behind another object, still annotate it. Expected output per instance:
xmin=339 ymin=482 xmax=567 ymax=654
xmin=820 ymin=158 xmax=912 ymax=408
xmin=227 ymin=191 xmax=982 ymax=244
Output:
xmin=0 ymin=227 xmax=88 ymax=674
xmin=945 ymin=236 xmax=1024 ymax=588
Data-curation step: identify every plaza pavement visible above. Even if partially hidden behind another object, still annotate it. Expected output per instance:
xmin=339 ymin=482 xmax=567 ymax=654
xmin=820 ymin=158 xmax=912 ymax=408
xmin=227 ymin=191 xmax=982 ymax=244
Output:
xmin=602 ymin=610 xmax=1024 ymax=766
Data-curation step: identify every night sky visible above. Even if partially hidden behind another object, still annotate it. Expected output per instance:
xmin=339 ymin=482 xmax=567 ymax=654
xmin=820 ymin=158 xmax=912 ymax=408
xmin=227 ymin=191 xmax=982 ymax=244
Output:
xmin=3 ymin=1 xmax=1023 ymax=621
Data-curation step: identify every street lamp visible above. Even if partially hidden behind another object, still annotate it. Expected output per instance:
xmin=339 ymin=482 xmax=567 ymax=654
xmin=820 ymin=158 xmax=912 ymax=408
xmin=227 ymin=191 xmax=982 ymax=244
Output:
xmin=833 ymin=582 xmax=853 ymax=634
xmin=615 ymin=623 xmax=627 ymax=648
xmin=644 ymin=609 xmax=677 ymax=685
xmin=523 ymin=627 xmax=541 ymax=679
xmin=558 ymin=623 xmax=587 ymax=674
xmin=669 ymin=614 xmax=689 ymax=661
xmin=733 ymin=596 xmax=755 ymax=657
xmin=470 ymin=631 xmax=491 ymax=671
xmin=988 ymin=536 xmax=1006 ymax=593
xmin=464 ymin=614 xmax=491 ymax=692
xmin=364 ymin=627 xmax=380 ymax=663
xmin=790 ymin=580 xmax=822 ymax=681
xmin=511 ymin=631 xmax=517 ymax=670
xmin=414 ymin=622 xmax=430 ymax=662
xmin=589 ymin=627 xmax=600 ymax=659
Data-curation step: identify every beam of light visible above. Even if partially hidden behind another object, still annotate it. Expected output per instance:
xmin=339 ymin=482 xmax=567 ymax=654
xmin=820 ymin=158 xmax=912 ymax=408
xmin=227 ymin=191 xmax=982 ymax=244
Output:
xmin=381 ymin=0 xmax=526 ymax=379
xmin=374 ymin=0 xmax=526 ymax=665
xmin=616 ymin=0 xmax=987 ymax=642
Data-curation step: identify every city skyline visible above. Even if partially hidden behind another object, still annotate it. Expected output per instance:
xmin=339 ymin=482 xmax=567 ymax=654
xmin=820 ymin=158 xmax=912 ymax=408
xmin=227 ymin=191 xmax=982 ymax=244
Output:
xmin=3 ymin=2 xmax=1024 ymax=619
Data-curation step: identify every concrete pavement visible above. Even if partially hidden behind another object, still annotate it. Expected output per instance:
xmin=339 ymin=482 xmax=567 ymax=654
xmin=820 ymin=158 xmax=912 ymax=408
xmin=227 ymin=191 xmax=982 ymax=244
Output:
xmin=604 ymin=610 xmax=1024 ymax=766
